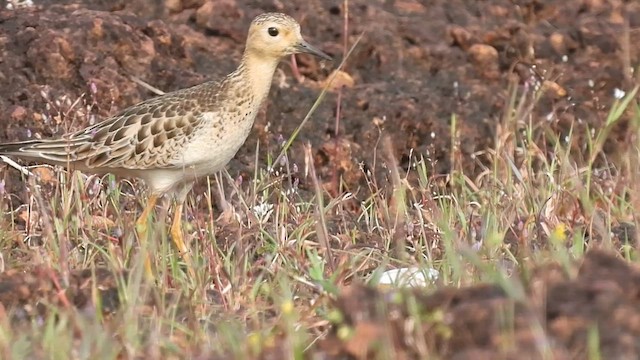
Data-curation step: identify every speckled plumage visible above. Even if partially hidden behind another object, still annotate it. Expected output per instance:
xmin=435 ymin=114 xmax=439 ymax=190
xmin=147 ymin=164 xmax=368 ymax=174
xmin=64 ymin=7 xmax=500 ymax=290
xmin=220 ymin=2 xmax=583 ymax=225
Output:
xmin=0 ymin=12 xmax=331 ymax=277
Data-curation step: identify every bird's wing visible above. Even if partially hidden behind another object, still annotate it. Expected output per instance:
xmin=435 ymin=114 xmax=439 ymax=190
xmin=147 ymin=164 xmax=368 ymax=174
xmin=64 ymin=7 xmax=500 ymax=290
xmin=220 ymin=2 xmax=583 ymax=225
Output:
xmin=0 ymin=83 xmax=217 ymax=170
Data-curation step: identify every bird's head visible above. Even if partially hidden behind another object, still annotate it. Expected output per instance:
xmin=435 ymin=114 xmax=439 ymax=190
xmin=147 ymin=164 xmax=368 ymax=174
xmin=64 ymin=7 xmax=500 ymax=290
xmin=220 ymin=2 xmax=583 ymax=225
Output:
xmin=245 ymin=13 xmax=332 ymax=62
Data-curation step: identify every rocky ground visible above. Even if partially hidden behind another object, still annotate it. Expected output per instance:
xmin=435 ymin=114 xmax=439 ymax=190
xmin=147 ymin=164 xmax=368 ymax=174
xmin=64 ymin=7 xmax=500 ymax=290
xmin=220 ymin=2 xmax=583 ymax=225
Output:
xmin=0 ymin=0 xmax=639 ymax=358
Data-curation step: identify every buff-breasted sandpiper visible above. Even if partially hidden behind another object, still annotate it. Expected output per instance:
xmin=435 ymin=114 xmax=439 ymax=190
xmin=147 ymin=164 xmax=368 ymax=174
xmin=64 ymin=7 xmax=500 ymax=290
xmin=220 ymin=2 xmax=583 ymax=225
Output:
xmin=0 ymin=13 xmax=331 ymax=277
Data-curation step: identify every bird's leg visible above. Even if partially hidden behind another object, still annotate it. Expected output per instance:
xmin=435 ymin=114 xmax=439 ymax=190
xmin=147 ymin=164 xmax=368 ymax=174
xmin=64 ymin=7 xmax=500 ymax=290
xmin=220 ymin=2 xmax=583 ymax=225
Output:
xmin=136 ymin=194 xmax=159 ymax=278
xmin=170 ymin=201 xmax=194 ymax=274
xmin=171 ymin=182 xmax=195 ymax=278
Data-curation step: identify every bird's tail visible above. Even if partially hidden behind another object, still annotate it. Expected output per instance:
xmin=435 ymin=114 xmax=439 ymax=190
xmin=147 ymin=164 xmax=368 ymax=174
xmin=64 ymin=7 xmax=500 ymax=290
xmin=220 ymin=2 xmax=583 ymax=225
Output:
xmin=0 ymin=138 xmax=88 ymax=165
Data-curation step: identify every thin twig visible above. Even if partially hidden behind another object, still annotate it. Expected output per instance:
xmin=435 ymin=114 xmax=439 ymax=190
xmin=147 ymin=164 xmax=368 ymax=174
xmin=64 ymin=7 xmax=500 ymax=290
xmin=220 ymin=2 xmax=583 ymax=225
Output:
xmin=0 ymin=156 xmax=34 ymax=177
xmin=305 ymin=143 xmax=335 ymax=272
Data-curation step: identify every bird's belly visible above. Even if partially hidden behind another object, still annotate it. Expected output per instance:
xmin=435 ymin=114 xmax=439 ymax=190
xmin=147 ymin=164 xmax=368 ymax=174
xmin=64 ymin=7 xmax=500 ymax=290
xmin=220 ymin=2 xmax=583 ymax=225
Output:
xmin=175 ymin=117 xmax=254 ymax=178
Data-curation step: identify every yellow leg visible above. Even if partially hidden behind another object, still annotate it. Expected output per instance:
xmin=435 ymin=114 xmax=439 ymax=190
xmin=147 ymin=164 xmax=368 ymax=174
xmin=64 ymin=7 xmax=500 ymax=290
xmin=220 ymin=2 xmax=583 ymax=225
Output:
xmin=136 ymin=194 xmax=159 ymax=279
xmin=170 ymin=200 xmax=195 ymax=278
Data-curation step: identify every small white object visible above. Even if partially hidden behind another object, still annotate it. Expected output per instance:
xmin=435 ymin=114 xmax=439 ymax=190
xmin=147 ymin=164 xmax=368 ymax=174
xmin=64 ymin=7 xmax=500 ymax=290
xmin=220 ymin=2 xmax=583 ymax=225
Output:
xmin=252 ymin=201 xmax=274 ymax=221
xmin=377 ymin=267 xmax=439 ymax=288
xmin=613 ymin=88 xmax=625 ymax=100
xmin=6 ymin=0 xmax=34 ymax=10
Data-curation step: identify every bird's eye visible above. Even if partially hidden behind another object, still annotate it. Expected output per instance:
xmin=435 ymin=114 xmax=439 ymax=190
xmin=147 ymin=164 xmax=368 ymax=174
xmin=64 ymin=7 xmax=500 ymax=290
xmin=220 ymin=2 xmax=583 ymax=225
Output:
xmin=267 ymin=27 xmax=279 ymax=37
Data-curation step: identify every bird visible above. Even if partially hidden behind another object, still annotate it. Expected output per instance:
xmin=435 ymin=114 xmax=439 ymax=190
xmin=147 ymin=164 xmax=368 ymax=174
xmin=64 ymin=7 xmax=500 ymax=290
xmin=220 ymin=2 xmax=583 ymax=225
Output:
xmin=0 ymin=13 xmax=331 ymax=277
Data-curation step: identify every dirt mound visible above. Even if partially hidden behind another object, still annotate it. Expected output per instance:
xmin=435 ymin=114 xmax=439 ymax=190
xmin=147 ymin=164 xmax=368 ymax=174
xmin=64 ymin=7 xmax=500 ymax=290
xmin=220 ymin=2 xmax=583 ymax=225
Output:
xmin=0 ymin=250 xmax=637 ymax=358
xmin=319 ymin=250 xmax=640 ymax=359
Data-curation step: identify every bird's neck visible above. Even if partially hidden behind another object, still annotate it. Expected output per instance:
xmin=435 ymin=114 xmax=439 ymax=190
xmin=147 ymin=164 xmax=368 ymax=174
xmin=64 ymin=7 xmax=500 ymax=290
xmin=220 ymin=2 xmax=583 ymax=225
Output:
xmin=232 ymin=53 xmax=280 ymax=106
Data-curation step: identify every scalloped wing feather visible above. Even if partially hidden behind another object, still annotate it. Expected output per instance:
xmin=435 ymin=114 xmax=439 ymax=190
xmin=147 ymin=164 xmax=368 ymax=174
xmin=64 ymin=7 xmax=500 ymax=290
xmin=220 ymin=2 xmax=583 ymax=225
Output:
xmin=0 ymin=84 xmax=218 ymax=171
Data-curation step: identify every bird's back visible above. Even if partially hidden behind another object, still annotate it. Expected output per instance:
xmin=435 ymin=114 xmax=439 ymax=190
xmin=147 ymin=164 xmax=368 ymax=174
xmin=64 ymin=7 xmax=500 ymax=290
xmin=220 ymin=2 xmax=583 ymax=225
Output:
xmin=0 ymin=80 xmax=225 ymax=172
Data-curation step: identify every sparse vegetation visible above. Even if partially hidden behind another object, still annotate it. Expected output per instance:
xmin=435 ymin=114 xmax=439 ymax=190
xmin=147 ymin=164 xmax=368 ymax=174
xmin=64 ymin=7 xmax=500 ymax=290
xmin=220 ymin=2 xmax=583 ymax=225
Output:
xmin=0 ymin=0 xmax=639 ymax=359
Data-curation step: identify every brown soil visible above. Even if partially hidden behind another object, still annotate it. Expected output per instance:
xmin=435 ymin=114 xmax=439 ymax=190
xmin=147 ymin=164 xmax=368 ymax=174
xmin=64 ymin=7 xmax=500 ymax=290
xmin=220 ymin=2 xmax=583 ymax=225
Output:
xmin=1 ymin=249 xmax=639 ymax=358
xmin=0 ymin=0 xmax=639 ymax=358
xmin=2 ymin=0 xmax=637 ymax=197
xmin=318 ymin=250 xmax=640 ymax=359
